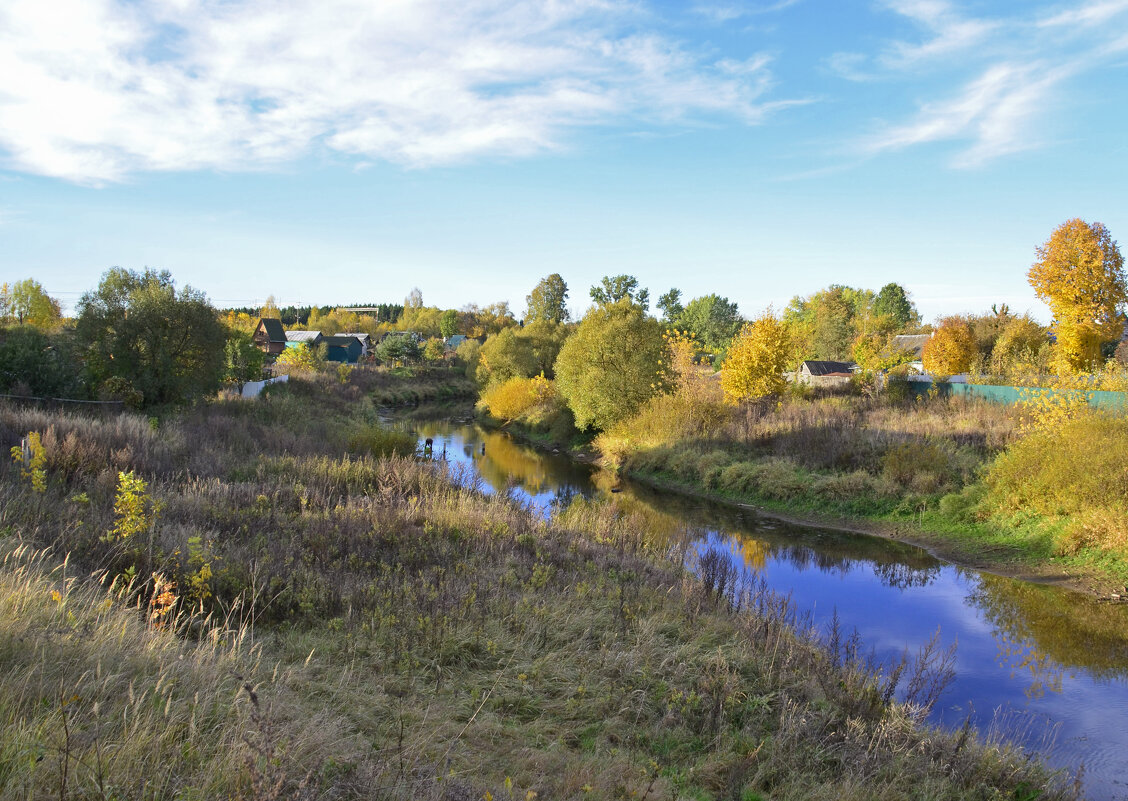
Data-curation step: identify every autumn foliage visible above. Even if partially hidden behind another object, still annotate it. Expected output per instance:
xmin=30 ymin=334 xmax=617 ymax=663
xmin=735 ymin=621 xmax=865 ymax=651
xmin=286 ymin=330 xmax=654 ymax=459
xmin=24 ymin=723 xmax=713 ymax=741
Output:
xmin=922 ymin=320 xmax=975 ymax=377
xmin=721 ymin=312 xmax=791 ymax=402
xmin=1028 ymin=219 xmax=1127 ymax=374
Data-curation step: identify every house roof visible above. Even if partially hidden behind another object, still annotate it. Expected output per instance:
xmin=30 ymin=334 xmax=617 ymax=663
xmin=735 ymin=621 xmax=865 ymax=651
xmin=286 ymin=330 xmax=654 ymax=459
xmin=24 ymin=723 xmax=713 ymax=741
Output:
xmin=801 ymin=360 xmax=857 ymax=376
xmin=890 ymin=334 xmax=930 ymax=357
xmin=338 ymin=332 xmax=371 ymax=343
xmin=285 ymin=330 xmax=323 ymax=343
xmin=323 ymin=335 xmax=362 ymax=348
xmin=257 ymin=318 xmax=286 ymax=343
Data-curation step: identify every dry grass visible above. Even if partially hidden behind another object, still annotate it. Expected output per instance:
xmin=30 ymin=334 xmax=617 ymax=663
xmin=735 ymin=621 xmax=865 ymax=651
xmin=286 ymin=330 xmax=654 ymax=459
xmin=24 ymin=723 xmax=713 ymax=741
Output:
xmin=0 ymin=377 xmax=1073 ymax=801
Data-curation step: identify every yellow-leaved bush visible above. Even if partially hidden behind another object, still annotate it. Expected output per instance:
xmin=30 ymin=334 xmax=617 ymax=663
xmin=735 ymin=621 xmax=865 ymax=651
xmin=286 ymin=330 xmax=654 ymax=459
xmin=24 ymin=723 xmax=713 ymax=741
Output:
xmin=721 ymin=312 xmax=791 ymax=403
xmin=921 ymin=319 xmax=976 ymax=377
xmin=478 ymin=375 xmax=556 ymax=421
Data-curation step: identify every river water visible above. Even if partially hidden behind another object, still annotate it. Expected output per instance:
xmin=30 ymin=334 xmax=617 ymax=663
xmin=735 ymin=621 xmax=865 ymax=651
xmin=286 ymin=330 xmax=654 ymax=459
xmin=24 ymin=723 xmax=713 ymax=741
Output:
xmin=406 ymin=416 xmax=1128 ymax=800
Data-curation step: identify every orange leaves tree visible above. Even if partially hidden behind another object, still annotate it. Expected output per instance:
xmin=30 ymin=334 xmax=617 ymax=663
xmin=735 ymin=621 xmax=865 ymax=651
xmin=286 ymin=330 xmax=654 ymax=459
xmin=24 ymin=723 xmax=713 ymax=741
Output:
xmin=721 ymin=312 xmax=791 ymax=402
xmin=922 ymin=319 xmax=976 ymax=377
xmin=1028 ymin=219 xmax=1127 ymax=374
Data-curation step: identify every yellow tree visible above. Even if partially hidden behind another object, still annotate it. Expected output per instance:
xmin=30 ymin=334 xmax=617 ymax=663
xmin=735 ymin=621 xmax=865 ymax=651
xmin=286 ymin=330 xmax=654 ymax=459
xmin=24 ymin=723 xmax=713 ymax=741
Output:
xmin=1028 ymin=219 xmax=1126 ymax=374
xmin=721 ymin=312 xmax=791 ymax=402
xmin=922 ymin=319 xmax=976 ymax=377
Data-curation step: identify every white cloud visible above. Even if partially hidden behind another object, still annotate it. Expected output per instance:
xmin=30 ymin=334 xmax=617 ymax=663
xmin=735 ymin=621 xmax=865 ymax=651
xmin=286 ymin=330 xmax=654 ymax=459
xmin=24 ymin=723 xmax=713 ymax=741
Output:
xmin=863 ymin=61 xmax=1077 ymax=167
xmin=0 ymin=0 xmax=787 ymax=183
xmin=849 ymin=1 xmax=1126 ymax=167
xmin=878 ymin=0 xmax=998 ymax=67
xmin=690 ymin=0 xmax=802 ymax=23
xmin=1038 ymin=0 xmax=1128 ymax=28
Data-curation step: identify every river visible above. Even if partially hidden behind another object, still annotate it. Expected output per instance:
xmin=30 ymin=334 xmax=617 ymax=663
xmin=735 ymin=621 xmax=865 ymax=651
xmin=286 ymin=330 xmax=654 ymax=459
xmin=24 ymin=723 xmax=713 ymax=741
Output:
xmin=403 ymin=414 xmax=1128 ymax=800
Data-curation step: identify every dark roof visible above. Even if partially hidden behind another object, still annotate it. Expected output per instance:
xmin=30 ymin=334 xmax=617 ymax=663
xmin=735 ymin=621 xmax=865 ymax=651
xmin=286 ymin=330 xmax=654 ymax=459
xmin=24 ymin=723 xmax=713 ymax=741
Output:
xmin=323 ymin=335 xmax=361 ymax=348
xmin=802 ymin=360 xmax=857 ymax=376
xmin=258 ymin=318 xmax=286 ymax=342
xmin=890 ymin=334 xmax=930 ymax=357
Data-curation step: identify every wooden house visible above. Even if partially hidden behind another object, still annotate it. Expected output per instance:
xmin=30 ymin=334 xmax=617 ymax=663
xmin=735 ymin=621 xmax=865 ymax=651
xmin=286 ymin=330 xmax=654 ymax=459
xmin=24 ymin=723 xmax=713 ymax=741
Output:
xmin=253 ymin=318 xmax=287 ymax=355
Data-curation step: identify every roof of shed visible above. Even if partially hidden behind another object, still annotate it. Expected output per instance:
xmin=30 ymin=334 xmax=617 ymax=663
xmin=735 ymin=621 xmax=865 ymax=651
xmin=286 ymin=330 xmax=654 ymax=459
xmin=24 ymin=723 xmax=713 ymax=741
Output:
xmin=257 ymin=318 xmax=286 ymax=342
xmin=802 ymin=360 xmax=857 ymax=376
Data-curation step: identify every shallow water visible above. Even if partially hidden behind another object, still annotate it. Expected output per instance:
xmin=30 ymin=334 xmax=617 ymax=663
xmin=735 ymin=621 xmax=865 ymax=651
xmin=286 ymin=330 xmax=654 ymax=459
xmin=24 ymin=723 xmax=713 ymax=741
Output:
xmin=406 ymin=417 xmax=1128 ymax=800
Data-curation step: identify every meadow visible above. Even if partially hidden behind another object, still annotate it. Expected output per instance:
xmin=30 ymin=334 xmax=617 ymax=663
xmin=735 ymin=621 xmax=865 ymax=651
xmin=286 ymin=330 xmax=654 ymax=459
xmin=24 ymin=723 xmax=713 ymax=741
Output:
xmin=0 ymin=368 xmax=1076 ymax=800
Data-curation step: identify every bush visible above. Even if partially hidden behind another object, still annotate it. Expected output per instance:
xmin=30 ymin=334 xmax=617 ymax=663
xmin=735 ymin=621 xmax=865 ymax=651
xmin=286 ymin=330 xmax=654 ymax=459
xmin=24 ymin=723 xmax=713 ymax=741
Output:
xmin=477 ymin=375 xmax=556 ymax=421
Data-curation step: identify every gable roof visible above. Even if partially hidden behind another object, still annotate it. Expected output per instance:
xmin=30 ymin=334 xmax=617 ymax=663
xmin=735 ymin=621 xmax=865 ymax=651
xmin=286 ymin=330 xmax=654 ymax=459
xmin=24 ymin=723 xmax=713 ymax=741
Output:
xmin=802 ymin=360 xmax=857 ymax=376
xmin=285 ymin=329 xmax=322 ymax=343
xmin=257 ymin=318 xmax=286 ymax=343
xmin=890 ymin=334 xmax=930 ymax=358
xmin=338 ymin=332 xmax=371 ymax=343
xmin=323 ymin=335 xmax=362 ymax=348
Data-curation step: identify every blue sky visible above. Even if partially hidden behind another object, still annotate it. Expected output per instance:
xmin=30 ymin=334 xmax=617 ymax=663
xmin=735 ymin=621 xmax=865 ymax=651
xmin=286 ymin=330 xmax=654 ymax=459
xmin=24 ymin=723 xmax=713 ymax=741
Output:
xmin=2 ymin=0 xmax=1127 ymax=323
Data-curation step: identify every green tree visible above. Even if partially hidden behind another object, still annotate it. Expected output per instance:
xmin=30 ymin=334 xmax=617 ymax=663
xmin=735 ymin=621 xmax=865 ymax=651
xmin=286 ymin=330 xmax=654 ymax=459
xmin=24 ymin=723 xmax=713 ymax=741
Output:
xmin=375 ymin=334 xmax=421 ymax=365
xmin=590 ymin=275 xmax=649 ymax=311
xmin=223 ymin=331 xmax=266 ymax=386
xmin=678 ymin=294 xmax=742 ymax=354
xmin=784 ymin=285 xmax=873 ymax=362
xmin=476 ymin=328 xmax=539 ymax=387
xmin=1028 ymin=219 xmax=1127 ymax=373
xmin=721 ymin=312 xmax=791 ymax=401
xmin=554 ymin=300 xmax=667 ymax=430
xmin=872 ymin=283 xmax=919 ymax=330
xmin=440 ymin=309 xmax=460 ymax=338
xmin=0 ymin=326 xmax=84 ymax=397
xmin=657 ymin=288 xmax=684 ymax=322
xmin=526 ymin=274 xmax=570 ymax=324
xmin=5 ymin=279 xmax=62 ymax=329
xmin=76 ymin=268 xmax=227 ymax=406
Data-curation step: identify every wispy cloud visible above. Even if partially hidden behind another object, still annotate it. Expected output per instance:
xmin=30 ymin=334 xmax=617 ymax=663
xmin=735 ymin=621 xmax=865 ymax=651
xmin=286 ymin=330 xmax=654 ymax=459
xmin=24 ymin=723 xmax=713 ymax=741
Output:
xmin=849 ymin=0 xmax=1126 ymax=167
xmin=690 ymin=0 xmax=802 ymax=23
xmin=0 ymin=0 xmax=791 ymax=183
xmin=1038 ymin=0 xmax=1128 ymax=28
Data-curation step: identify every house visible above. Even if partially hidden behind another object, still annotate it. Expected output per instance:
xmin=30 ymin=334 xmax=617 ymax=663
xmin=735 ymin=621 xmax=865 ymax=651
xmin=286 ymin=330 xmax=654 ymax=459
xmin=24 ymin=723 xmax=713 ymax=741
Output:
xmin=338 ymin=332 xmax=371 ymax=357
xmin=285 ymin=330 xmax=324 ymax=348
xmin=797 ymin=360 xmax=858 ymax=387
xmin=323 ymin=335 xmax=363 ymax=364
xmin=253 ymin=318 xmax=287 ymax=355
xmin=445 ymin=334 xmax=468 ymax=351
xmin=890 ymin=333 xmax=931 ymax=372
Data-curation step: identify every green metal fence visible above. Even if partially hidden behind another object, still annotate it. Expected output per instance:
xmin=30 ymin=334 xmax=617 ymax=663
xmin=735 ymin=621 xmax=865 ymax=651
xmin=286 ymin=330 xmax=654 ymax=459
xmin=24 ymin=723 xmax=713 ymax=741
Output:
xmin=906 ymin=382 xmax=1128 ymax=409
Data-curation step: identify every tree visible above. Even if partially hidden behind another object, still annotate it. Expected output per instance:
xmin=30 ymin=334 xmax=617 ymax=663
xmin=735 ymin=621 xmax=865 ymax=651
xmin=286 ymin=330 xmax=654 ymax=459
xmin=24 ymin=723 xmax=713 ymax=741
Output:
xmin=223 ymin=331 xmax=266 ymax=387
xmin=5 ymin=279 xmax=62 ymax=328
xmin=405 ymin=287 xmax=424 ymax=309
xmin=526 ymin=274 xmax=570 ymax=324
xmin=375 ymin=334 xmax=421 ymax=365
xmin=259 ymin=295 xmax=281 ymax=319
xmin=0 ymin=326 xmax=84 ymax=397
xmin=721 ymin=312 xmax=791 ymax=402
xmin=1028 ymin=219 xmax=1127 ymax=373
xmin=990 ymin=315 xmax=1048 ymax=375
xmin=678 ymin=294 xmax=742 ymax=354
xmin=476 ymin=328 xmax=539 ymax=386
xmin=590 ymin=275 xmax=649 ymax=311
xmin=440 ymin=309 xmax=460 ymax=338
xmin=274 ymin=342 xmax=326 ymax=371
xmin=784 ymin=285 xmax=873 ymax=363
xmin=872 ymin=283 xmax=919 ymax=330
xmin=76 ymin=268 xmax=227 ymax=406
xmin=423 ymin=337 xmax=446 ymax=362
xmin=657 ymin=288 xmax=684 ymax=322
xmin=922 ymin=319 xmax=976 ymax=377
xmin=554 ymin=300 xmax=667 ymax=430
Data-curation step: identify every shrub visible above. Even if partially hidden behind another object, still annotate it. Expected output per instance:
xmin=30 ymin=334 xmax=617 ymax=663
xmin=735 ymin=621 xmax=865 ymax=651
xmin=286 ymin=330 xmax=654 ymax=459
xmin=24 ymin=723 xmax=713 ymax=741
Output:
xmin=477 ymin=375 xmax=556 ymax=421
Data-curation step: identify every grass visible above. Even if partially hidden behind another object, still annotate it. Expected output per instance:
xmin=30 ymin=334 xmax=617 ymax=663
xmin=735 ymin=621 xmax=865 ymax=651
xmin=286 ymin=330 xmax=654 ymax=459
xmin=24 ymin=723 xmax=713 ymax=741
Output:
xmin=0 ymin=372 xmax=1078 ymax=800
xmin=603 ymin=389 xmax=1128 ymax=587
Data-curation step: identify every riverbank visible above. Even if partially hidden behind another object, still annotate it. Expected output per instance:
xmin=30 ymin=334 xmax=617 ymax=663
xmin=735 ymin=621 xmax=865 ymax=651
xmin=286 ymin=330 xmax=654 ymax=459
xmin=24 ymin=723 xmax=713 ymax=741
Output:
xmin=625 ymin=467 xmax=1117 ymax=597
xmin=0 ymin=373 xmax=1075 ymax=800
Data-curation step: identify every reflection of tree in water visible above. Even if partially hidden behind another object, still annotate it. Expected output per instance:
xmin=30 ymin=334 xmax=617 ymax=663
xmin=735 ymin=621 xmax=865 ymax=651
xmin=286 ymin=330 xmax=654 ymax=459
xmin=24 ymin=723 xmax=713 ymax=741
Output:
xmin=969 ymin=572 xmax=1128 ymax=683
xmin=872 ymin=561 xmax=941 ymax=590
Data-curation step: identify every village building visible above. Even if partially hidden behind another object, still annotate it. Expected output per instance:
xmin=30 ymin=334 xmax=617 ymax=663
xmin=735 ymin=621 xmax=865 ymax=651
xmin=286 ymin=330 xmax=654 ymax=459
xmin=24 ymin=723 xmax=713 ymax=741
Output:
xmin=252 ymin=318 xmax=287 ymax=355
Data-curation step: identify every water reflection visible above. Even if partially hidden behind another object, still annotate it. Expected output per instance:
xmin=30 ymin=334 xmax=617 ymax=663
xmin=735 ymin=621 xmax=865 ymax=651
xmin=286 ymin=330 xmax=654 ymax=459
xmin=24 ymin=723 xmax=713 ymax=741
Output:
xmin=403 ymin=414 xmax=1128 ymax=800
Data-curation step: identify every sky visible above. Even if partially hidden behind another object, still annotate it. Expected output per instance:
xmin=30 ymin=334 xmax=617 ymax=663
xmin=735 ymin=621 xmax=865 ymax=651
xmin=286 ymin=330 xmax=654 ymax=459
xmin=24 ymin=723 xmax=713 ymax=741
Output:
xmin=2 ymin=0 xmax=1128 ymax=323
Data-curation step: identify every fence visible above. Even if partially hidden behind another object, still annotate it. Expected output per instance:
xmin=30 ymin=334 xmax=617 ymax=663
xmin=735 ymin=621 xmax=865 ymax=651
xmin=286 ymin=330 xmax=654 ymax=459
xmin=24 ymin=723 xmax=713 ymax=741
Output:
xmin=0 ymin=393 xmax=125 ymax=412
xmin=241 ymin=374 xmax=289 ymax=399
xmin=907 ymin=381 xmax=1128 ymax=409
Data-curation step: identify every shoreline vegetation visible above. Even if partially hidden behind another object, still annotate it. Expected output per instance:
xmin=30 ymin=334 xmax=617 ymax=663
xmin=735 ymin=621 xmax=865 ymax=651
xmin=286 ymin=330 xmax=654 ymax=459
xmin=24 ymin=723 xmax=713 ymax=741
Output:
xmin=1 ymin=368 xmax=1078 ymax=800
xmin=478 ymin=387 xmax=1128 ymax=597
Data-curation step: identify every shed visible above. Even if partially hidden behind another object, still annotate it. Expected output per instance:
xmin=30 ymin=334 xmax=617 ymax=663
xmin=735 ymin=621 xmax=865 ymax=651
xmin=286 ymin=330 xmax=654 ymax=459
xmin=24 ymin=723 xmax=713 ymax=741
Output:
xmin=253 ymin=318 xmax=287 ymax=355
xmin=285 ymin=330 xmax=324 ymax=348
xmin=338 ymin=332 xmax=371 ymax=357
xmin=445 ymin=334 xmax=468 ymax=351
xmin=323 ymin=335 xmax=363 ymax=364
xmin=798 ymin=360 xmax=858 ymax=387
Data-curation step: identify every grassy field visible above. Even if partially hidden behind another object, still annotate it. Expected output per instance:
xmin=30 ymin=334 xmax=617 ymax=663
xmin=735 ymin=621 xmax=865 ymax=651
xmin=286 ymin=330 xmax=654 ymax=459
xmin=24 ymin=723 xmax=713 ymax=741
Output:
xmin=0 ymin=369 xmax=1076 ymax=800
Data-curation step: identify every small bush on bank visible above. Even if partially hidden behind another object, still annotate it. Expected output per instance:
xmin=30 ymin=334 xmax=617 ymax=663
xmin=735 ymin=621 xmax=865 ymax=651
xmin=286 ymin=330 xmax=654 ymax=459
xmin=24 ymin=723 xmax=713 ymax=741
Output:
xmin=477 ymin=375 xmax=555 ymax=421
xmin=347 ymin=423 xmax=417 ymax=458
